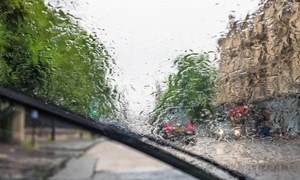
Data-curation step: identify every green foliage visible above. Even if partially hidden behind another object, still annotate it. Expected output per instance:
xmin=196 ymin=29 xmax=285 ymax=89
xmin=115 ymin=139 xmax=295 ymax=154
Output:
xmin=21 ymin=138 xmax=36 ymax=148
xmin=0 ymin=0 xmax=117 ymax=117
xmin=153 ymin=53 xmax=216 ymax=124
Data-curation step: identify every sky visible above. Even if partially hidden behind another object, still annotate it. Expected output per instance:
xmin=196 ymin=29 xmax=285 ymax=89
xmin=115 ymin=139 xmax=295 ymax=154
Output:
xmin=48 ymin=0 xmax=261 ymax=120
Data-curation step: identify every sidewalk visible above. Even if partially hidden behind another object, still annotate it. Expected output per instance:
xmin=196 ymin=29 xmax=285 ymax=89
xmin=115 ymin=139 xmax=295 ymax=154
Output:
xmin=50 ymin=140 xmax=196 ymax=180
xmin=0 ymin=139 xmax=100 ymax=180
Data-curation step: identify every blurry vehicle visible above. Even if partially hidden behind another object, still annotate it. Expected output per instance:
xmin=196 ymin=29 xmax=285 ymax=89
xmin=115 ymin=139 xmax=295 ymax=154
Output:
xmin=159 ymin=107 xmax=197 ymax=145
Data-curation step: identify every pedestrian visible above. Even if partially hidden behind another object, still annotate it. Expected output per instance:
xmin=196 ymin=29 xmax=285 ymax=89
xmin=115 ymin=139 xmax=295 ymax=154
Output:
xmin=260 ymin=107 xmax=271 ymax=137
xmin=296 ymin=87 xmax=300 ymax=108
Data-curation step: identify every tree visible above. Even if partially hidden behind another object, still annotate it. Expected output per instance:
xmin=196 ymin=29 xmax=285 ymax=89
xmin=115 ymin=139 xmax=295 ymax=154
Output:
xmin=153 ymin=53 xmax=216 ymax=124
xmin=0 ymin=0 xmax=117 ymax=118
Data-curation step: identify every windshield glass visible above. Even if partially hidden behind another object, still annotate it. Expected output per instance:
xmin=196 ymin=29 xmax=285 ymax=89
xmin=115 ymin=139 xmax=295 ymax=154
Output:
xmin=0 ymin=0 xmax=299 ymax=179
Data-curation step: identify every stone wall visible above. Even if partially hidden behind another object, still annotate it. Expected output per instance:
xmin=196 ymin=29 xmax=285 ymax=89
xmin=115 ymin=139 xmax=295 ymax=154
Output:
xmin=216 ymin=0 xmax=300 ymax=105
xmin=216 ymin=0 xmax=300 ymax=133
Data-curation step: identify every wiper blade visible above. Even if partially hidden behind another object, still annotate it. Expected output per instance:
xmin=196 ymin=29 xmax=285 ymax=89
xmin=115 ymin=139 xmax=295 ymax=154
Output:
xmin=142 ymin=134 xmax=250 ymax=180
xmin=0 ymin=86 xmax=250 ymax=180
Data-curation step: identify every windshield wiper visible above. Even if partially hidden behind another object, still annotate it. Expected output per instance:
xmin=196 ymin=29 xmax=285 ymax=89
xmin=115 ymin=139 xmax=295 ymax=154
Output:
xmin=0 ymin=86 xmax=251 ymax=180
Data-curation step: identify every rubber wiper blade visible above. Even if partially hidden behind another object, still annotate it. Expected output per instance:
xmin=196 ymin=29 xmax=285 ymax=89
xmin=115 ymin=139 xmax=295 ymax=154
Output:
xmin=142 ymin=134 xmax=251 ymax=180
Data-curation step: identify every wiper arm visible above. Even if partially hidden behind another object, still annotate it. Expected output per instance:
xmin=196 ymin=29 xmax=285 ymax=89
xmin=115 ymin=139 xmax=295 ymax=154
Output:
xmin=0 ymin=86 xmax=250 ymax=180
xmin=103 ymin=124 xmax=251 ymax=180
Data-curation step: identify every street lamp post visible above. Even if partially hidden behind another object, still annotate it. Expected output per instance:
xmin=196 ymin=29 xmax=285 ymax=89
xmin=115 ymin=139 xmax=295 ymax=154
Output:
xmin=51 ymin=120 xmax=55 ymax=141
xmin=30 ymin=110 xmax=38 ymax=146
